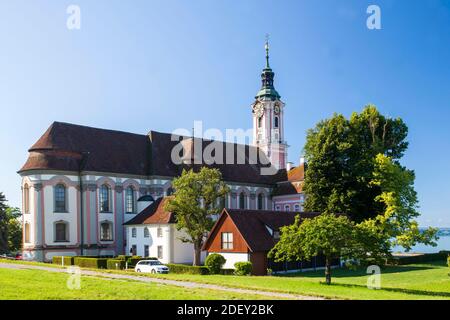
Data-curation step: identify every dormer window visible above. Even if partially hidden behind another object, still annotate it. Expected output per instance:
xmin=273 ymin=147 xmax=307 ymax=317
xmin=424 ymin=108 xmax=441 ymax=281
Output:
xmin=273 ymin=231 xmax=280 ymax=240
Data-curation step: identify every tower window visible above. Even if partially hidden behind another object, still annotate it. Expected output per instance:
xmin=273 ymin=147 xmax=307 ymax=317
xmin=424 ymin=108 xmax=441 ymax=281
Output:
xmin=258 ymin=117 xmax=262 ymax=128
xmin=274 ymin=116 xmax=279 ymax=128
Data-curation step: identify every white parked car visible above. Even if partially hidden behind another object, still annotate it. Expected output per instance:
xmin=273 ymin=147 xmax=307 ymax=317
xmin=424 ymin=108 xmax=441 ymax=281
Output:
xmin=134 ymin=260 xmax=169 ymax=274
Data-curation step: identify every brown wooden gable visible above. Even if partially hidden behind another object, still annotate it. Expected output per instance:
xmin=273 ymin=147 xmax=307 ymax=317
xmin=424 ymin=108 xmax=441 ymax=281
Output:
xmin=202 ymin=209 xmax=251 ymax=253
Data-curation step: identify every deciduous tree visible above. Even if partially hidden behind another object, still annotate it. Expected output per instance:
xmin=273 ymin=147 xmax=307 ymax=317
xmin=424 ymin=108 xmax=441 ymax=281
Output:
xmin=165 ymin=168 xmax=229 ymax=266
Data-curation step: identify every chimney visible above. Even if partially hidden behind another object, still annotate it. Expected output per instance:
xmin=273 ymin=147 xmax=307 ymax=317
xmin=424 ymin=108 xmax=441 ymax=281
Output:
xmin=286 ymin=162 xmax=294 ymax=171
xmin=299 ymin=156 xmax=305 ymax=165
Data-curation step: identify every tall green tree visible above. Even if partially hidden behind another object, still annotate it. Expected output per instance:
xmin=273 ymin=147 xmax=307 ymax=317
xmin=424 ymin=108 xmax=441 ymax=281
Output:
xmin=303 ymin=105 xmax=409 ymax=222
xmin=0 ymin=193 xmax=22 ymax=254
xmin=0 ymin=192 xmax=8 ymax=253
xmin=362 ymin=154 xmax=437 ymax=250
xmin=165 ymin=168 xmax=230 ymax=266
xmin=6 ymin=207 xmax=22 ymax=252
xmin=269 ymin=213 xmax=356 ymax=285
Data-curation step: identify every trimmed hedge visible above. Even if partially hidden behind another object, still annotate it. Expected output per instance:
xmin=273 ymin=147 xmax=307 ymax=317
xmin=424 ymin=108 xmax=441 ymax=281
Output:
xmin=73 ymin=257 xmax=108 ymax=269
xmin=234 ymin=261 xmax=252 ymax=276
xmin=166 ymin=263 xmax=209 ymax=275
xmin=126 ymin=256 xmax=143 ymax=266
xmin=52 ymin=256 xmax=74 ymax=266
xmin=205 ymin=254 xmax=226 ymax=274
xmin=387 ymin=251 xmax=450 ymax=266
xmin=117 ymin=255 xmax=131 ymax=261
xmin=107 ymin=259 xmax=126 ymax=270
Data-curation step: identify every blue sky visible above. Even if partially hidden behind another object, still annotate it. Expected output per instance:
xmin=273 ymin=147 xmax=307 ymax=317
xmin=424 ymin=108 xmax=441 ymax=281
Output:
xmin=0 ymin=0 xmax=449 ymax=226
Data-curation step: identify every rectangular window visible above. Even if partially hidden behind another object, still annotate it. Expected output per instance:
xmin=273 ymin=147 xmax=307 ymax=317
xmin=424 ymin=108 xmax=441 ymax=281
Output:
xmin=131 ymin=245 xmax=137 ymax=256
xmin=157 ymin=227 xmax=163 ymax=238
xmin=54 ymin=185 xmax=67 ymax=212
xmin=100 ymin=222 xmax=113 ymax=241
xmin=157 ymin=245 xmax=163 ymax=259
xmin=144 ymin=245 xmax=149 ymax=258
xmin=55 ymin=223 xmax=67 ymax=242
xmin=221 ymin=232 xmax=233 ymax=250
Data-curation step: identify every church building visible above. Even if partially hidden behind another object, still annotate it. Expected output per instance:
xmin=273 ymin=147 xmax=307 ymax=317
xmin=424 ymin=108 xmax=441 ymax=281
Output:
xmin=18 ymin=41 xmax=306 ymax=262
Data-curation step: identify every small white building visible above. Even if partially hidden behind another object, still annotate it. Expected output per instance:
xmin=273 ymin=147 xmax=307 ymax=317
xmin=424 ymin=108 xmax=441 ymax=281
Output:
xmin=124 ymin=196 xmax=204 ymax=265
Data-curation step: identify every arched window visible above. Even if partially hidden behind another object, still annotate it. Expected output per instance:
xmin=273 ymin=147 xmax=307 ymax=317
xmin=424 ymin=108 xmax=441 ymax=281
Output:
xmin=125 ymin=186 xmax=135 ymax=213
xmin=257 ymin=194 xmax=264 ymax=210
xmin=274 ymin=116 xmax=279 ymax=128
xmin=294 ymin=204 xmax=300 ymax=212
xmin=24 ymin=222 xmax=30 ymax=243
xmin=100 ymin=185 xmax=111 ymax=212
xmin=239 ymin=193 xmax=246 ymax=209
xmin=131 ymin=227 xmax=137 ymax=238
xmin=55 ymin=222 xmax=68 ymax=242
xmin=100 ymin=222 xmax=113 ymax=241
xmin=258 ymin=117 xmax=262 ymax=128
xmin=54 ymin=184 xmax=67 ymax=212
xmin=144 ymin=227 xmax=150 ymax=238
xmin=284 ymin=205 xmax=290 ymax=212
xmin=275 ymin=205 xmax=281 ymax=211
xmin=23 ymin=184 xmax=30 ymax=214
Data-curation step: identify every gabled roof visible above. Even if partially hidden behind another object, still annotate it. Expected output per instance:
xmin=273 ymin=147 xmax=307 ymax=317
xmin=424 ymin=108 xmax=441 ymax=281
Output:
xmin=123 ymin=197 xmax=176 ymax=225
xmin=19 ymin=121 xmax=284 ymax=185
xmin=203 ymin=209 xmax=321 ymax=252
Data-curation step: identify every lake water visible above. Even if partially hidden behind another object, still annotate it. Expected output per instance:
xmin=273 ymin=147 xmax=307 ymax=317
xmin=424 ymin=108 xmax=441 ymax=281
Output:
xmin=392 ymin=229 xmax=450 ymax=253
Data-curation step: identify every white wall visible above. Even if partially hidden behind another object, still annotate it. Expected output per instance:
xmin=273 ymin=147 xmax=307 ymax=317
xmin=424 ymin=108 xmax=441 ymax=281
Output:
xmin=209 ymin=252 xmax=249 ymax=269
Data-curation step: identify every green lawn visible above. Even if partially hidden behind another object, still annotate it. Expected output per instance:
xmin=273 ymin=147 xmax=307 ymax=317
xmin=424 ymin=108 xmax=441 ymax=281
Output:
xmin=146 ymin=261 xmax=450 ymax=300
xmin=2 ymin=259 xmax=449 ymax=300
xmin=0 ymin=267 xmax=270 ymax=300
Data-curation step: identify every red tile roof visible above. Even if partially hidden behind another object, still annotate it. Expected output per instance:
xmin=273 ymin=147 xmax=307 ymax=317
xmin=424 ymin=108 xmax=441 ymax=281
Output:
xmin=123 ymin=197 xmax=176 ymax=225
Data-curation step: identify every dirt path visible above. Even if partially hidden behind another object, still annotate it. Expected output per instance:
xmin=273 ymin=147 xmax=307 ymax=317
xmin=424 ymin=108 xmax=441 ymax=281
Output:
xmin=0 ymin=262 xmax=323 ymax=300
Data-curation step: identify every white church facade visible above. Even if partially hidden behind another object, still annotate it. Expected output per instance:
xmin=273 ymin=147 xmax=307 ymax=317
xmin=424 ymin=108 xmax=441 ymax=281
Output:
xmin=18 ymin=42 xmax=306 ymax=262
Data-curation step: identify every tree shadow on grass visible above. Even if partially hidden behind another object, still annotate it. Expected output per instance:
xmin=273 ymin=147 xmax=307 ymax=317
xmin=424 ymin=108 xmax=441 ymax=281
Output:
xmin=326 ymin=282 xmax=450 ymax=299
xmin=275 ymin=264 xmax=439 ymax=279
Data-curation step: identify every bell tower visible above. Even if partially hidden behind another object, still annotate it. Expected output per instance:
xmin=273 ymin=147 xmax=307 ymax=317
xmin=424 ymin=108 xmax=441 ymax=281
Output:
xmin=252 ymin=38 xmax=288 ymax=170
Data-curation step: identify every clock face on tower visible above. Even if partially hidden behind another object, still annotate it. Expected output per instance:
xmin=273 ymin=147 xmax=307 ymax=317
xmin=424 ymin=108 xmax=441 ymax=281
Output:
xmin=253 ymin=103 xmax=264 ymax=118
xmin=274 ymin=104 xmax=280 ymax=115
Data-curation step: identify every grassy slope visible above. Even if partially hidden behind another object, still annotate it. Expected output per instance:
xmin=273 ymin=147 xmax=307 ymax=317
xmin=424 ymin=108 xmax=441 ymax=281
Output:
xmin=147 ymin=261 xmax=450 ymax=300
xmin=0 ymin=268 xmax=271 ymax=300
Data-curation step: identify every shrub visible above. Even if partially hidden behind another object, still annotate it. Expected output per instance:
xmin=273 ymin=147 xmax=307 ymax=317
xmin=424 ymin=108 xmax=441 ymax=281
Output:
xmin=447 ymin=255 xmax=450 ymax=268
xmin=52 ymin=256 xmax=74 ymax=266
xmin=107 ymin=259 xmax=126 ymax=270
xmin=73 ymin=257 xmax=108 ymax=269
xmin=205 ymin=254 xmax=226 ymax=274
xmin=234 ymin=261 xmax=252 ymax=276
xmin=166 ymin=264 xmax=209 ymax=275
